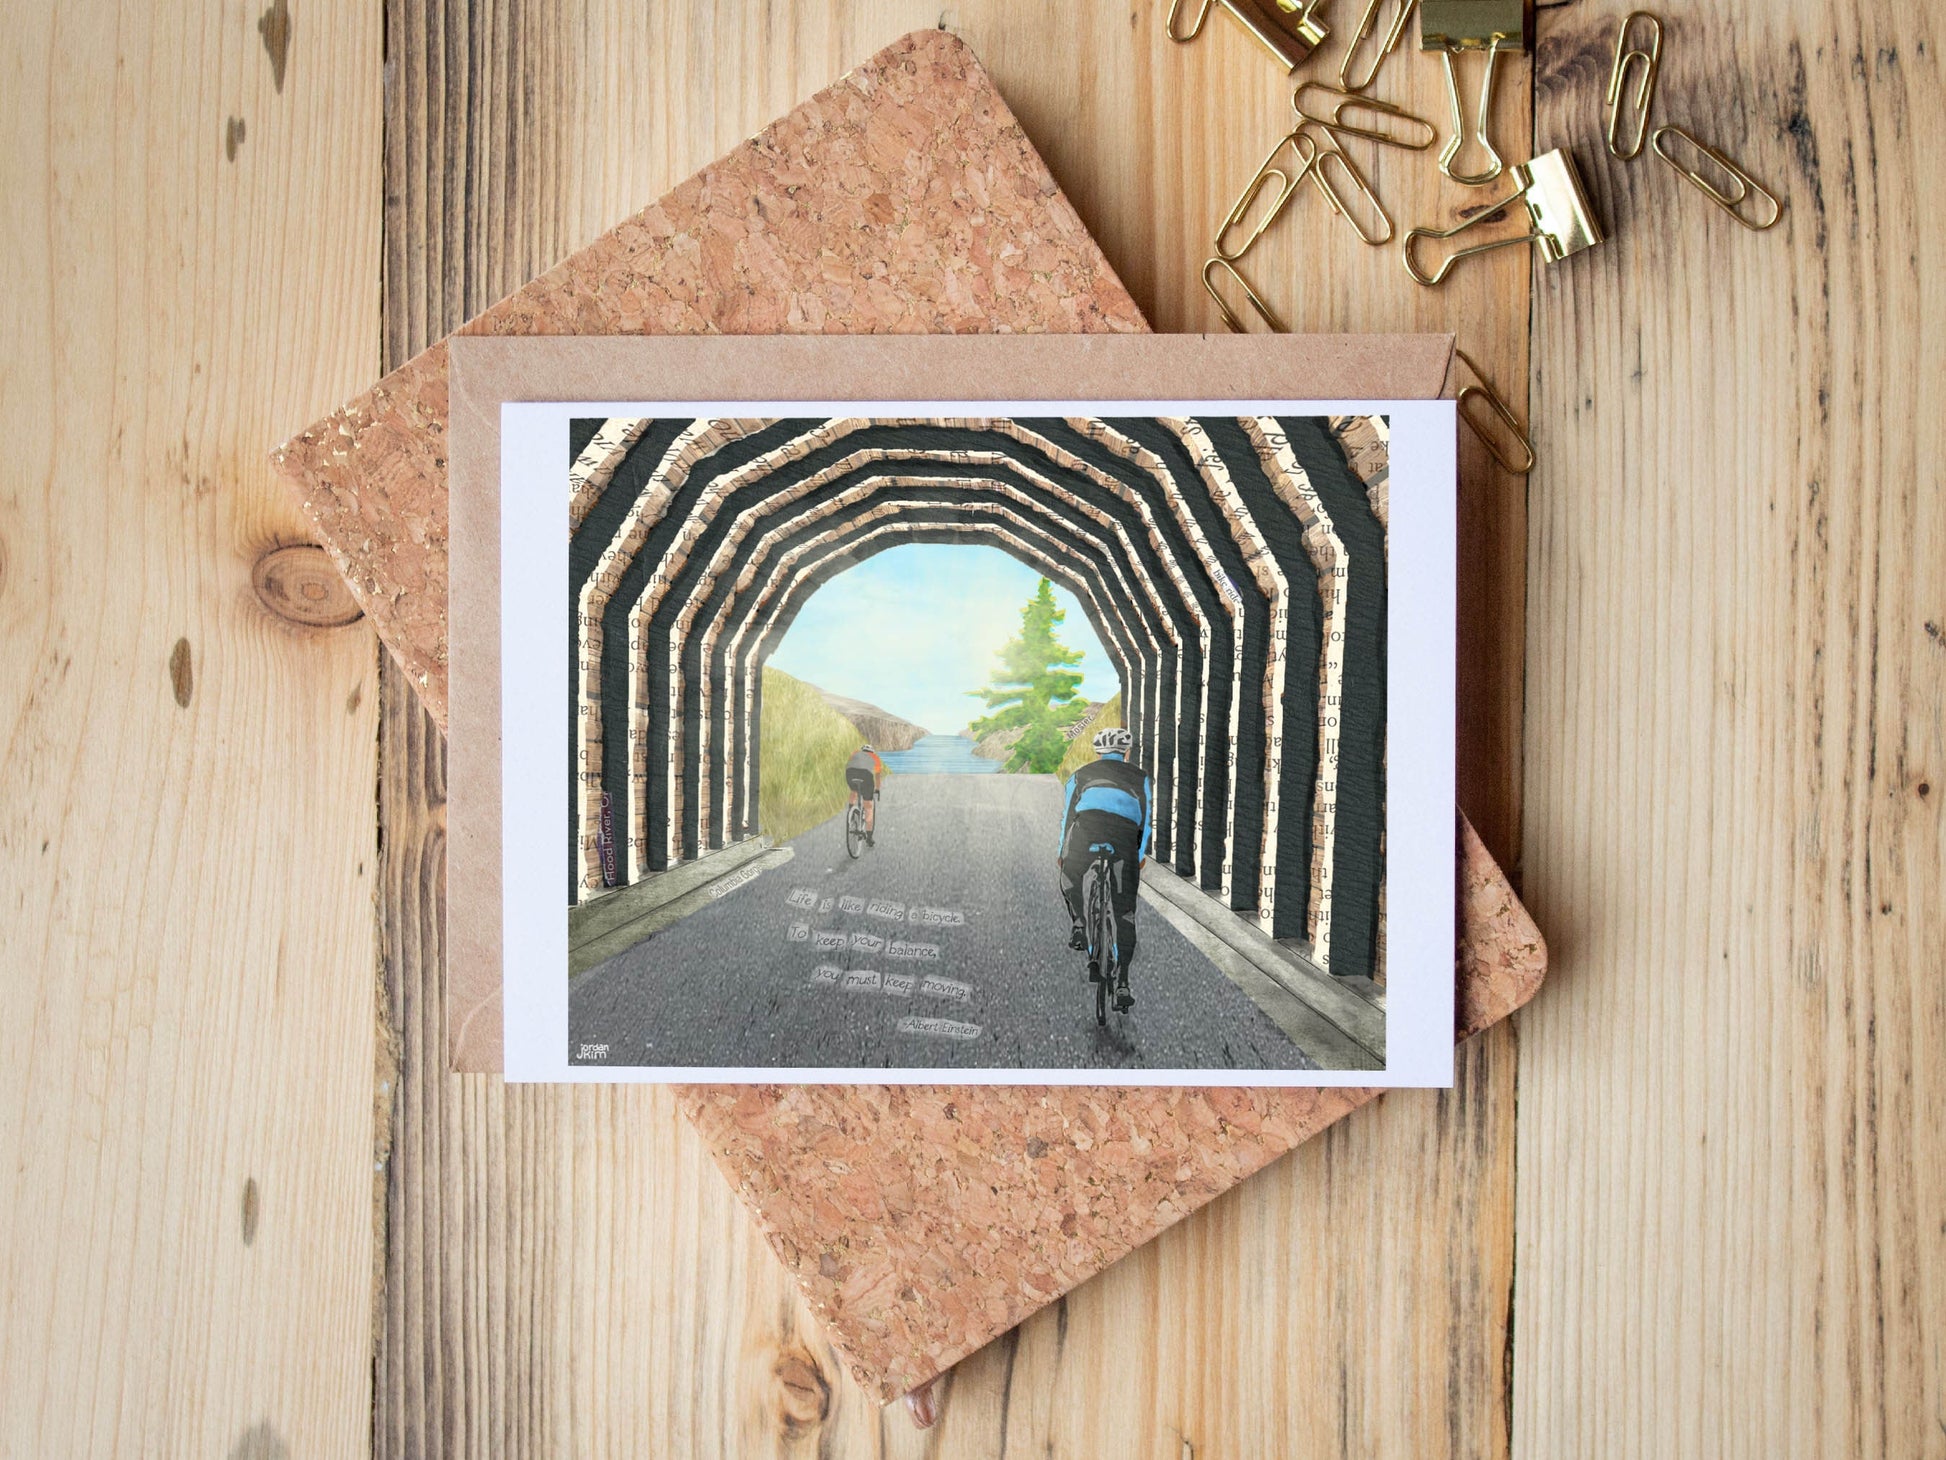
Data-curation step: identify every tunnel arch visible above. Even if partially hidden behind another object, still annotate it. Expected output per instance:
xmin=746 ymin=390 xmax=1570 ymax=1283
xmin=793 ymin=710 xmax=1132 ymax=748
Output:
xmin=615 ymin=427 xmax=1213 ymax=821
xmin=607 ymin=445 xmax=1183 ymax=876
xmin=566 ymin=414 xmax=1393 ymax=978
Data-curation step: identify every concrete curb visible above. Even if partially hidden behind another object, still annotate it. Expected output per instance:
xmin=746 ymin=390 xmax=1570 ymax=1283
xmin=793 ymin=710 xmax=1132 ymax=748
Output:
xmin=570 ymin=838 xmax=789 ymax=979
xmin=1140 ymin=865 xmax=1384 ymax=1069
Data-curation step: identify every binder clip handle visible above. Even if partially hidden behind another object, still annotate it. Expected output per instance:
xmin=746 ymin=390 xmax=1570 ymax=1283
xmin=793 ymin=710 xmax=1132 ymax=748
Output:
xmin=1421 ymin=0 xmax=1532 ymax=186
xmin=1166 ymin=0 xmax=1218 ymax=42
xmin=1402 ymin=148 xmax=1604 ymax=286
xmin=1434 ymin=44 xmax=1512 ymax=186
xmin=1402 ymin=189 xmax=1531 ymax=285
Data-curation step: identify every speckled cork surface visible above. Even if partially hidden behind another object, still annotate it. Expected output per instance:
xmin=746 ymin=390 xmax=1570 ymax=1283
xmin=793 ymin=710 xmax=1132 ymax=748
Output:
xmin=678 ymin=813 xmax=1541 ymax=1401
xmin=270 ymin=29 xmax=1547 ymax=1406
xmin=270 ymin=29 xmax=1142 ymax=728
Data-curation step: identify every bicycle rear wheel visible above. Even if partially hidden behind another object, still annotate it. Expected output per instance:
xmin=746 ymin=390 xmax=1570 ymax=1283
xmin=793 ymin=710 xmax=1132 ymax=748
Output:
xmin=1083 ymin=865 xmax=1105 ymax=982
xmin=844 ymin=802 xmax=865 ymax=859
xmin=1086 ymin=859 xmax=1117 ymax=1025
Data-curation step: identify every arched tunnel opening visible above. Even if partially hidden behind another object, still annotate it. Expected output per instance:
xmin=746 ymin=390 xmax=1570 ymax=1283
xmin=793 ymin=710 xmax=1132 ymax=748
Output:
xmin=566 ymin=414 xmax=1389 ymax=979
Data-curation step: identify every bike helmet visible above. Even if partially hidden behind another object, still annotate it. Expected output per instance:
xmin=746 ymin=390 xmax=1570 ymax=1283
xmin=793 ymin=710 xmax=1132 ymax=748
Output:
xmin=1092 ymin=727 xmax=1133 ymax=756
xmin=859 ymin=743 xmax=873 ymax=753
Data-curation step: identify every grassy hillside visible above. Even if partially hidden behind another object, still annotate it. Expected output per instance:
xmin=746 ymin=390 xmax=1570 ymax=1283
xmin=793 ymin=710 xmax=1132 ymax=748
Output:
xmin=757 ymin=666 xmax=875 ymax=845
xmin=1056 ymin=694 xmax=1122 ymax=780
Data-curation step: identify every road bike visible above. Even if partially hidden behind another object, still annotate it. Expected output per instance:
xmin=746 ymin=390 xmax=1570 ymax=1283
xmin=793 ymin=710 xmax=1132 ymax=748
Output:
xmin=1082 ymin=846 xmax=1122 ymax=1026
xmin=844 ymin=794 xmax=870 ymax=859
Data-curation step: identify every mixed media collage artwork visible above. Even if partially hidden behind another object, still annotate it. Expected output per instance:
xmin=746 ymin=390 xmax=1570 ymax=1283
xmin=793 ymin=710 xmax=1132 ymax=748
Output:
xmin=500 ymin=403 xmax=1455 ymax=1085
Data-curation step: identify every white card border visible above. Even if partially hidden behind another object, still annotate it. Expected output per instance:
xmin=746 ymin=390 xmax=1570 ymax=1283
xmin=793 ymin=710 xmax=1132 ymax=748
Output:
xmin=502 ymin=399 xmax=1455 ymax=1086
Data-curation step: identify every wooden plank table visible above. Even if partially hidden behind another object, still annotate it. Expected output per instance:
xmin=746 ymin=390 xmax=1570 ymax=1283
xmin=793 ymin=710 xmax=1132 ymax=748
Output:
xmin=3 ymin=2 xmax=1938 ymax=1456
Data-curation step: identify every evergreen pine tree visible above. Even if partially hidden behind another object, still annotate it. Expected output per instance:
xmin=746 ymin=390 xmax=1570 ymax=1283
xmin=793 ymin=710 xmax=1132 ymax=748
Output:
xmin=967 ymin=578 xmax=1086 ymax=773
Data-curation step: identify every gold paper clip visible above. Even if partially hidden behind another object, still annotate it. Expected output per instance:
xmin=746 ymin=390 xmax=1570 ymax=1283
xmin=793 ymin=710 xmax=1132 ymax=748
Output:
xmin=1452 ymin=347 xmax=1535 ymax=473
xmin=1420 ymin=0 xmax=1532 ymax=186
xmin=1293 ymin=81 xmax=1437 ymax=151
xmin=1168 ymin=0 xmax=1330 ymax=72
xmin=1296 ymin=122 xmax=1395 ymax=245
xmin=1651 ymin=124 xmax=1784 ymax=230
xmin=1203 ymin=256 xmax=1286 ymax=333
xmin=1215 ymin=129 xmax=1321 ymax=260
xmin=1605 ymin=11 xmax=1662 ymax=160
xmin=1402 ymin=147 xmax=1604 ymax=285
xmin=1339 ymin=0 xmax=1417 ymax=93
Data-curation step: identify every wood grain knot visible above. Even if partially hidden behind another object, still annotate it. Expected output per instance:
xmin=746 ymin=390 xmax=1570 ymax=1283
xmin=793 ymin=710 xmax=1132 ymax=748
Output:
xmin=253 ymin=545 xmax=362 ymax=629
xmin=257 ymin=0 xmax=290 ymax=92
xmin=169 ymin=638 xmax=193 ymax=707
xmin=772 ymin=1350 xmax=830 ymax=1432
xmin=903 ymin=1376 xmax=943 ymax=1429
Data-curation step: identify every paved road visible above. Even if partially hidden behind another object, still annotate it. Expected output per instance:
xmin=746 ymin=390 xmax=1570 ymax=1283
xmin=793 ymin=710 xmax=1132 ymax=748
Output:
xmin=569 ymin=774 xmax=1317 ymax=1072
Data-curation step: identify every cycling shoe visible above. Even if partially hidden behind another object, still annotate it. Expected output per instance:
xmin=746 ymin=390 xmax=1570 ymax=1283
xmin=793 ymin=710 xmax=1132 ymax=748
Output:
xmin=1113 ymin=978 xmax=1135 ymax=1011
xmin=1068 ymin=926 xmax=1087 ymax=952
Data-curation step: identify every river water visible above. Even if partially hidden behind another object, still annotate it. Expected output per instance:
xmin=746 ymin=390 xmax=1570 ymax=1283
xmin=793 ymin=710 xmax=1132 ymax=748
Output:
xmin=879 ymin=734 xmax=1004 ymax=775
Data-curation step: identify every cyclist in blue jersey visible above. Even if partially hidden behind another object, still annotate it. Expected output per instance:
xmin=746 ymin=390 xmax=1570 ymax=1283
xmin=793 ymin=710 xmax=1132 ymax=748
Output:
xmin=1055 ymin=726 xmax=1153 ymax=1010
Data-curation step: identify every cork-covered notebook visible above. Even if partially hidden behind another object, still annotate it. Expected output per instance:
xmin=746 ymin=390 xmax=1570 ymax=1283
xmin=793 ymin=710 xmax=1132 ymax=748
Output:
xmin=270 ymin=29 xmax=1546 ymax=1402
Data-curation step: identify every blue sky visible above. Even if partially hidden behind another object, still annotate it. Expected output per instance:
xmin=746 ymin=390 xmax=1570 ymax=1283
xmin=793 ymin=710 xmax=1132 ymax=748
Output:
xmin=768 ymin=543 xmax=1117 ymax=734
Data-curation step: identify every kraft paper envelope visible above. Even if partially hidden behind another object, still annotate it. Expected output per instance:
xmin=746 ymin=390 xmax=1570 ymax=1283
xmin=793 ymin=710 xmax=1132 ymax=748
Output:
xmin=444 ymin=333 xmax=1546 ymax=1399
xmin=447 ymin=331 xmax=1476 ymax=1069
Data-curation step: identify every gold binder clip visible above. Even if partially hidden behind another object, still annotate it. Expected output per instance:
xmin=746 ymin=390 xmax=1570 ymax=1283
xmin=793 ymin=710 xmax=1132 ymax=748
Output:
xmin=1452 ymin=348 xmax=1535 ymax=473
xmin=1402 ymin=147 xmax=1604 ymax=285
xmin=1203 ymin=257 xmax=1286 ymax=333
xmin=1420 ymin=0 xmax=1532 ymax=186
xmin=1168 ymin=0 xmax=1330 ymax=72
xmin=1339 ymin=0 xmax=1417 ymax=93
xmin=1605 ymin=11 xmax=1662 ymax=160
xmin=1651 ymin=124 xmax=1784 ymax=230
xmin=1215 ymin=129 xmax=1321 ymax=260
xmin=1296 ymin=122 xmax=1395 ymax=245
xmin=1293 ymin=81 xmax=1437 ymax=151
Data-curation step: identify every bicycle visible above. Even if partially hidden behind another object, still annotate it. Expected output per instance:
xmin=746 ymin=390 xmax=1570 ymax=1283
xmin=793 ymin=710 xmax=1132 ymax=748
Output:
xmin=1082 ymin=845 xmax=1122 ymax=1026
xmin=842 ymin=769 xmax=878 ymax=859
